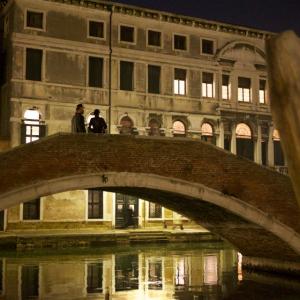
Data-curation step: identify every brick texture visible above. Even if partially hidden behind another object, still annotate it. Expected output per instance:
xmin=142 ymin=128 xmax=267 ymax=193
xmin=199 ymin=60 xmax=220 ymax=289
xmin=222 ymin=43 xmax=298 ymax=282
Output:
xmin=0 ymin=133 xmax=300 ymax=261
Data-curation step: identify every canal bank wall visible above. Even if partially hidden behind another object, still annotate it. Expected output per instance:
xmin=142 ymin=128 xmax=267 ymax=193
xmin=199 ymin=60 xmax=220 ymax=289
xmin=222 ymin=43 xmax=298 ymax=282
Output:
xmin=243 ymin=256 xmax=300 ymax=276
xmin=0 ymin=229 xmax=220 ymax=250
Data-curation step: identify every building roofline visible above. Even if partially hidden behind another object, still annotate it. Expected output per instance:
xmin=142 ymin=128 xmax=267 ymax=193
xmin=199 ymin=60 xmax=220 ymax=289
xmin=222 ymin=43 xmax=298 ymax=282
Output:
xmin=0 ymin=0 xmax=275 ymax=39
xmin=51 ymin=0 xmax=275 ymax=39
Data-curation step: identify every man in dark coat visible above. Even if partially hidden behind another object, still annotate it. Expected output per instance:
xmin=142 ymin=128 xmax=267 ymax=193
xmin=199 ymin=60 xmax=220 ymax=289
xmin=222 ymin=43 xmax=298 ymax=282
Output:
xmin=88 ymin=109 xmax=107 ymax=134
xmin=71 ymin=104 xmax=86 ymax=133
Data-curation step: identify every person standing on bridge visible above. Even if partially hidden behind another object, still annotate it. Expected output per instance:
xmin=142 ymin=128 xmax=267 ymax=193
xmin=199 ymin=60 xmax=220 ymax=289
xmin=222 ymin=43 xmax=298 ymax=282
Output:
xmin=71 ymin=103 xmax=86 ymax=133
xmin=88 ymin=109 xmax=107 ymax=134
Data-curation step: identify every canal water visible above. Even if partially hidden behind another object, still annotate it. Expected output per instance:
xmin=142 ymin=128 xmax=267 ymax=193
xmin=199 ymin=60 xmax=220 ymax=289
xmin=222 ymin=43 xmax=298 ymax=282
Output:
xmin=0 ymin=242 xmax=299 ymax=299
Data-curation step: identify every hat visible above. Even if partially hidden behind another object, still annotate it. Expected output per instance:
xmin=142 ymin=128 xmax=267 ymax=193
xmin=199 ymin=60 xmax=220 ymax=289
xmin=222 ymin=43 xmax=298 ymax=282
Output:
xmin=76 ymin=103 xmax=84 ymax=109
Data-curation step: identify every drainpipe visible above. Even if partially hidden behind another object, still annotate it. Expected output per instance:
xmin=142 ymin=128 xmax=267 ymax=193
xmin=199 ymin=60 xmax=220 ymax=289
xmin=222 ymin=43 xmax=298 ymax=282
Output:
xmin=108 ymin=5 xmax=114 ymax=134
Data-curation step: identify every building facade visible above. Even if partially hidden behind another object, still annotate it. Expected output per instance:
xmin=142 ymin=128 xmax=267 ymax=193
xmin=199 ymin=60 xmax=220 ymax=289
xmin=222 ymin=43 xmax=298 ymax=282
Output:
xmin=0 ymin=0 xmax=286 ymax=232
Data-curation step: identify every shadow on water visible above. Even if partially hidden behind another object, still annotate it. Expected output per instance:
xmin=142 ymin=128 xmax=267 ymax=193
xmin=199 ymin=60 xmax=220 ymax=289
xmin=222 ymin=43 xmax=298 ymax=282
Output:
xmin=0 ymin=242 xmax=299 ymax=299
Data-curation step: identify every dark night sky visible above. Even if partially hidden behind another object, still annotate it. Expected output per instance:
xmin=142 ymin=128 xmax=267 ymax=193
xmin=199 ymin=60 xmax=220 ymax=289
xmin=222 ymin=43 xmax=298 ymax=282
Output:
xmin=115 ymin=0 xmax=300 ymax=35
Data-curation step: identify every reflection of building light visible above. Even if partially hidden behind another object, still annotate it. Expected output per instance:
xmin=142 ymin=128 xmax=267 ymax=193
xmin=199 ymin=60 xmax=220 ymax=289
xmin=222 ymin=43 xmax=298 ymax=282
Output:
xmin=237 ymin=252 xmax=243 ymax=281
xmin=204 ymin=255 xmax=218 ymax=285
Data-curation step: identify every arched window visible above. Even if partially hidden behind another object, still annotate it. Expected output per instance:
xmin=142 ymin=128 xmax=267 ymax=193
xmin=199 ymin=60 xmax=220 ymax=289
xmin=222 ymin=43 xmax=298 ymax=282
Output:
xmin=236 ymin=123 xmax=252 ymax=139
xmin=273 ymin=129 xmax=284 ymax=166
xmin=148 ymin=119 xmax=161 ymax=136
xmin=119 ymin=115 xmax=134 ymax=135
xmin=201 ymin=122 xmax=215 ymax=144
xmin=173 ymin=121 xmax=186 ymax=137
xmin=236 ymin=123 xmax=253 ymax=160
xmin=21 ymin=108 xmax=45 ymax=144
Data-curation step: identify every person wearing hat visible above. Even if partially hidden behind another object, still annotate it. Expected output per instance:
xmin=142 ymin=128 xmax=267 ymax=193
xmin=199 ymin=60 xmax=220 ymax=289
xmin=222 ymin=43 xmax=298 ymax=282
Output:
xmin=71 ymin=103 xmax=86 ymax=133
xmin=88 ymin=109 xmax=107 ymax=134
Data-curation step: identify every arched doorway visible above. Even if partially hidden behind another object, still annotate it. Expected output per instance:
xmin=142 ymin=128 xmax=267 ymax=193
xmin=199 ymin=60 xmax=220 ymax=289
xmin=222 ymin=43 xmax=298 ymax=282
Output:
xmin=236 ymin=123 xmax=253 ymax=160
xmin=148 ymin=119 xmax=161 ymax=136
xmin=173 ymin=120 xmax=186 ymax=137
xmin=119 ymin=115 xmax=134 ymax=135
xmin=201 ymin=122 xmax=215 ymax=145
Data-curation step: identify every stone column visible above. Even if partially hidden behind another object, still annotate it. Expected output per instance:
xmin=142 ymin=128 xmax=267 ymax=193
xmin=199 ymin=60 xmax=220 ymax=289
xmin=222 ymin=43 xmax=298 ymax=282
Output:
xmin=268 ymin=125 xmax=275 ymax=167
xmin=255 ymin=124 xmax=262 ymax=164
xmin=10 ymin=119 xmax=20 ymax=148
xmin=217 ymin=121 xmax=224 ymax=149
xmin=230 ymin=123 xmax=237 ymax=154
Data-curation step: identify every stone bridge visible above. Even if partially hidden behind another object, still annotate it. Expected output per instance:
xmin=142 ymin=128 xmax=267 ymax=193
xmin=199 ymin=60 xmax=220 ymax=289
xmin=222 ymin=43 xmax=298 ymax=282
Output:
xmin=0 ymin=133 xmax=300 ymax=267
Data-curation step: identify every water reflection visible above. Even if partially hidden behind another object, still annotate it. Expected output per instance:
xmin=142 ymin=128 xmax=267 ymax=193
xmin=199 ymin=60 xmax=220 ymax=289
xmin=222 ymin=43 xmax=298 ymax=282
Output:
xmin=0 ymin=244 xmax=299 ymax=299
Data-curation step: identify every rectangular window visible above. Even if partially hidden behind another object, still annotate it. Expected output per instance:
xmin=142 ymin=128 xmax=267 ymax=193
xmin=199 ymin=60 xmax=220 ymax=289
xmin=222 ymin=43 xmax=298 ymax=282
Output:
xmin=259 ymin=79 xmax=266 ymax=104
xmin=26 ymin=11 xmax=43 ymax=29
xmin=120 ymin=25 xmax=135 ymax=43
xmin=174 ymin=68 xmax=186 ymax=95
xmin=87 ymin=262 xmax=103 ymax=293
xmin=120 ymin=61 xmax=134 ymax=91
xmin=88 ymin=190 xmax=103 ymax=219
xmin=89 ymin=21 xmax=104 ymax=38
xmin=23 ymin=198 xmax=40 ymax=220
xmin=222 ymin=74 xmax=230 ymax=100
xmin=148 ymin=65 xmax=160 ymax=94
xmin=238 ymin=77 xmax=251 ymax=102
xmin=22 ymin=265 xmax=39 ymax=299
xmin=174 ymin=34 xmax=187 ymax=50
xmin=201 ymin=39 xmax=214 ymax=55
xmin=148 ymin=30 xmax=161 ymax=47
xmin=149 ymin=202 xmax=162 ymax=218
xmin=26 ymin=48 xmax=42 ymax=81
xmin=89 ymin=57 xmax=103 ymax=88
xmin=148 ymin=260 xmax=163 ymax=290
xmin=202 ymin=72 xmax=214 ymax=98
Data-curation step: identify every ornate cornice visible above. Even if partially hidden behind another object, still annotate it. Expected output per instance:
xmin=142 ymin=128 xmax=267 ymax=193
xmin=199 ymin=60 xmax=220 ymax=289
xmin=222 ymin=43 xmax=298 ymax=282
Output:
xmin=41 ymin=0 xmax=274 ymax=40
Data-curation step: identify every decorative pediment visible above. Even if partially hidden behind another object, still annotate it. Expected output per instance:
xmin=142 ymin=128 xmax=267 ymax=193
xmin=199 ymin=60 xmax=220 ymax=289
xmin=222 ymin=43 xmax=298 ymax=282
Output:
xmin=216 ymin=41 xmax=266 ymax=67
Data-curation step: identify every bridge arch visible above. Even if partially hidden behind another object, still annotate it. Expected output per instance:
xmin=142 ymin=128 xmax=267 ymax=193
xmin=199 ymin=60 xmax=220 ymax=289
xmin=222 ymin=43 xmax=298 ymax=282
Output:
xmin=0 ymin=133 xmax=300 ymax=262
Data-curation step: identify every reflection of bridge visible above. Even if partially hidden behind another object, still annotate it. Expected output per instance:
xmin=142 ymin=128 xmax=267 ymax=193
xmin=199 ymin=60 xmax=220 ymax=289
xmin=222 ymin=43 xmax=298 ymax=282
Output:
xmin=1 ymin=133 xmax=300 ymax=266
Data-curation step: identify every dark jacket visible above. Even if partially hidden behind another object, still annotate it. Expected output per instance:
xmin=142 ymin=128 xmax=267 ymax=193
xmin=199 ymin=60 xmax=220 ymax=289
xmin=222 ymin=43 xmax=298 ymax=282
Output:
xmin=71 ymin=113 xmax=86 ymax=133
xmin=88 ymin=117 xmax=107 ymax=133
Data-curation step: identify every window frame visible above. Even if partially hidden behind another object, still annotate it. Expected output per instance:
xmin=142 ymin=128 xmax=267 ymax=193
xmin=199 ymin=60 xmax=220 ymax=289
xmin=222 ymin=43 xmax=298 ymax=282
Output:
xmin=173 ymin=33 xmax=188 ymax=52
xmin=147 ymin=29 xmax=162 ymax=48
xmin=222 ymin=74 xmax=230 ymax=100
xmin=173 ymin=68 xmax=187 ymax=96
xmin=21 ymin=198 xmax=41 ymax=221
xmin=201 ymin=72 xmax=214 ymax=98
xmin=147 ymin=64 xmax=161 ymax=94
xmin=259 ymin=79 xmax=267 ymax=104
xmin=238 ymin=77 xmax=252 ymax=102
xmin=147 ymin=202 xmax=163 ymax=220
xmin=87 ymin=190 xmax=104 ymax=220
xmin=200 ymin=38 xmax=215 ymax=55
xmin=24 ymin=9 xmax=45 ymax=31
xmin=86 ymin=262 xmax=103 ymax=294
xmin=87 ymin=19 xmax=106 ymax=40
xmin=119 ymin=60 xmax=135 ymax=91
xmin=118 ymin=24 xmax=136 ymax=45
xmin=88 ymin=55 xmax=104 ymax=88
xmin=24 ymin=47 xmax=44 ymax=82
